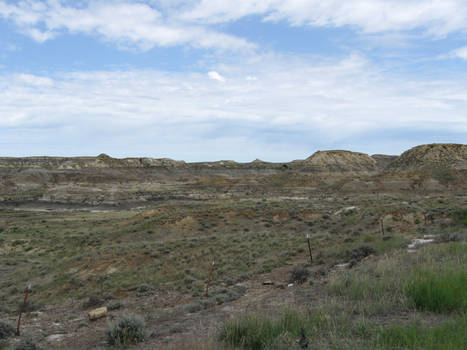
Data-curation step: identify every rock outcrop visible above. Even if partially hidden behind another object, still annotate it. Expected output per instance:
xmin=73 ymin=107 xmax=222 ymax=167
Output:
xmin=300 ymin=150 xmax=379 ymax=173
xmin=388 ymin=144 xmax=467 ymax=171
xmin=0 ymin=155 xmax=186 ymax=170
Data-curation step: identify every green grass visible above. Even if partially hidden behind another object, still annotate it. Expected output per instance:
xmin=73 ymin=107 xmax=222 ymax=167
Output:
xmin=452 ymin=209 xmax=467 ymax=227
xmin=218 ymin=309 xmax=467 ymax=350
xmin=329 ymin=243 xmax=467 ymax=314
xmin=218 ymin=241 xmax=467 ymax=349
xmin=374 ymin=314 xmax=467 ymax=350
xmin=407 ymin=270 xmax=467 ymax=313
xmin=218 ymin=309 xmax=329 ymax=350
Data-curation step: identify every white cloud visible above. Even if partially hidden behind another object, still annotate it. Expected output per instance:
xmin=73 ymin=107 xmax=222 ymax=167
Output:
xmin=0 ymin=53 xmax=466 ymax=160
xmin=15 ymin=74 xmax=54 ymax=87
xmin=0 ymin=0 xmax=253 ymax=51
xmin=181 ymin=0 xmax=467 ymax=36
xmin=452 ymin=46 xmax=467 ymax=60
xmin=2 ymin=0 xmax=467 ymax=52
xmin=208 ymin=71 xmax=225 ymax=82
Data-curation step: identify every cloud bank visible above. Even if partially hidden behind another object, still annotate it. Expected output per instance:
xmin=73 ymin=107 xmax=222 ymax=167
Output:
xmin=2 ymin=0 xmax=467 ymax=51
xmin=183 ymin=0 xmax=467 ymax=36
xmin=1 ymin=53 xmax=466 ymax=160
xmin=0 ymin=0 xmax=253 ymax=51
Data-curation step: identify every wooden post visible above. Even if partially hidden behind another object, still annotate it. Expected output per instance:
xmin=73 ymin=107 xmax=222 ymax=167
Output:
xmin=16 ymin=284 xmax=31 ymax=336
xmin=306 ymin=234 xmax=313 ymax=264
xmin=205 ymin=261 xmax=215 ymax=297
xmin=380 ymin=219 xmax=385 ymax=236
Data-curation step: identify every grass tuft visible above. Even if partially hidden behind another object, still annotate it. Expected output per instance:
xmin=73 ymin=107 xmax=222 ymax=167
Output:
xmin=218 ymin=308 xmax=330 ymax=349
xmin=219 ymin=310 xmax=299 ymax=349
xmin=407 ymin=270 xmax=467 ymax=313
xmin=375 ymin=314 xmax=467 ymax=350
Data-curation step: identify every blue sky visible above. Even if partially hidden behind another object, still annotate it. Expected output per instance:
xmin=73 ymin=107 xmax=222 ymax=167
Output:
xmin=0 ymin=0 xmax=466 ymax=161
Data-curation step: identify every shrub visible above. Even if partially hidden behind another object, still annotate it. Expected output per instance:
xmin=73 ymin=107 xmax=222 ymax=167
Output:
xmin=437 ymin=232 xmax=463 ymax=243
xmin=106 ymin=313 xmax=145 ymax=346
xmin=82 ymin=295 xmax=104 ymax=309
xmin=0 ymin=321 xmax=15 ymax=340
xmin=346 ymin=245 xmax=376 ymax=262
xmin=107 ymin=301 xmax=123 ymax=311
xmin=13 ymin=338 xmax=41 ymax=350
xmin=289 ymin=266 xmax=310 ymax=284
xmin=452 ymin=210 xmax=467 ymax=227
xmin=136 ymin=284 xmax=154 ymax=296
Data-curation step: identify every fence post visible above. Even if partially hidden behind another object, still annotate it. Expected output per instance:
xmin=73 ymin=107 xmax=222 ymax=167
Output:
xmin=16 ymin=284 xmax=31 ymax=336
xmin=205 ymin=261 xmax=215 ymax=297
xmin=306 ymin=234 xmax=313 ymax=264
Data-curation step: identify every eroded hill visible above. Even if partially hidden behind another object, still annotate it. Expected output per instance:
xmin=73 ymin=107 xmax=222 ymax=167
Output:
xmin=0 ymin=144 xmax=466 ymax=209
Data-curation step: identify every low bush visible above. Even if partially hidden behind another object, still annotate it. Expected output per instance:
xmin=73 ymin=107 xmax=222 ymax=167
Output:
xmin=13 ymin=338 xmax=41 ymax=350
xmin=107 ymin=301 xmax=123 ymax=311
xmin=346 ymin=245 xmax=376 ymax=262
xmin=289 ymin=266 xmax=310 ymax=284
xmin=0 ymin=321 xmax=15 ymax=340
xmin=82 ymin=295 xmax=104 ymax=309
xmin=106 ymin=313 xmax=145 ymax=346
xmin=437 ymin=232 xmax=464 ymax=243
xmin=451 ymin=209 xmax=467 ymax=227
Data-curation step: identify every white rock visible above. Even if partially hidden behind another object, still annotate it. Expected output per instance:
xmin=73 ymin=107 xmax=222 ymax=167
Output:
xmin=46 ymin=334 xmax=66 ymax=342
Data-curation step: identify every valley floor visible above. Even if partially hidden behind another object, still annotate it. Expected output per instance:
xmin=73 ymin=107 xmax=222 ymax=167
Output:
xmin=0 ymin=192 xmax=466 ymax=349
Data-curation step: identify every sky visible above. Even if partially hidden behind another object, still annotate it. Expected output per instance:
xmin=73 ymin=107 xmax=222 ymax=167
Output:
xmin=0 ymin=0 xmax=466 ymax=161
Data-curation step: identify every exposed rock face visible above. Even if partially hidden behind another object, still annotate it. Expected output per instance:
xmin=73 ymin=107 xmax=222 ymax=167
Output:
xmin=388 ymin=144 xmax=467 ymax=171
xmin=0 ymin=156 xmax=186 ymax=169
xmin=0 ymin=144 xmax=465 ymax=207
xmin=301 ymin=150 xmax=379 ymax=173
